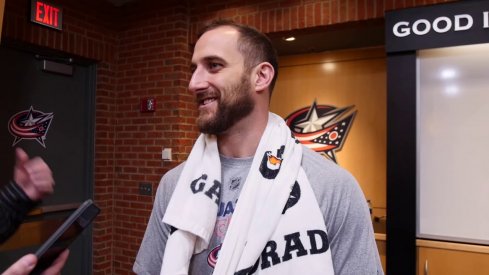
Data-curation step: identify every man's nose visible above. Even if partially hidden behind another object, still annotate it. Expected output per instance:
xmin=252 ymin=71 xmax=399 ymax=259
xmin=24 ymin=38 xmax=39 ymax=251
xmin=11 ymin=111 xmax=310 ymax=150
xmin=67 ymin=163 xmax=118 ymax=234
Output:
xmin=188 ymin=67 xmax=209 ymax=93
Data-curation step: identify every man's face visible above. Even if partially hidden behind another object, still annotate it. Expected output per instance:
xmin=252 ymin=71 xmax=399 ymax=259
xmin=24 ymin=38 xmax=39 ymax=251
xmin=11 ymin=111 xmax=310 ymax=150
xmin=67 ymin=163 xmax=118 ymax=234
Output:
xmin=189 ymin=26 xmax=255 ymax=135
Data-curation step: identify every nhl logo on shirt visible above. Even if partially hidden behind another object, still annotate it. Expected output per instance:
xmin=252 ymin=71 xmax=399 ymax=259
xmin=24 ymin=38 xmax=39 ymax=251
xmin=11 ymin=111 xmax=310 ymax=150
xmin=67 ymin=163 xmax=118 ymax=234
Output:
xmin=285 ymin=101 xmax=356 ymax=163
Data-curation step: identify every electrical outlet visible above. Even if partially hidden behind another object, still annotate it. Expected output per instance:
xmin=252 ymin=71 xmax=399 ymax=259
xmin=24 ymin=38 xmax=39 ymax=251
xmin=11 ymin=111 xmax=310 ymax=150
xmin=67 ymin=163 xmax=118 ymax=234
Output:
xmin=162 ymin=148 xmax=172 ymax=161
xmin=139 ymin=182 xmax=152 ymax=196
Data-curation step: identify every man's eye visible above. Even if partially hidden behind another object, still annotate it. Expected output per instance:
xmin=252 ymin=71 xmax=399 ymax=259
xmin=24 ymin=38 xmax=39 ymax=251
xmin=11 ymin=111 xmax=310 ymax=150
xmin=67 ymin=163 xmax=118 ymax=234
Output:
xmin=209 ymin=62 xmax=222 ymax=71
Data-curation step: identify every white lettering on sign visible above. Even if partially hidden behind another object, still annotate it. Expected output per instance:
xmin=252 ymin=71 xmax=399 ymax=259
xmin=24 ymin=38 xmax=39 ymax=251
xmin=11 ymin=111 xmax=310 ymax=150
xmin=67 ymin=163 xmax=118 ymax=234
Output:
xmin=432 ymin=17 xmax=452 ymax=33
xmin=484 ymin=12 xmax=489 ymax=28
xmin=392 ymin=13 xmax=478 ymax=37
xmin=393 ymin=21 xmax=410 ymax=37
xmin=454 ymin=14 xmax=473 ymax=31
xmin=412 ymin=19 xmax=431 ymax=35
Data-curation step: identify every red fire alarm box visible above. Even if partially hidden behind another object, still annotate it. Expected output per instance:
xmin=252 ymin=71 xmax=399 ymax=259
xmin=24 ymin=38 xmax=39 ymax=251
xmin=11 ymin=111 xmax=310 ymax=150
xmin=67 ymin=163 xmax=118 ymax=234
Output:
xmin=140 ymin=98 xmax=156 ymax=113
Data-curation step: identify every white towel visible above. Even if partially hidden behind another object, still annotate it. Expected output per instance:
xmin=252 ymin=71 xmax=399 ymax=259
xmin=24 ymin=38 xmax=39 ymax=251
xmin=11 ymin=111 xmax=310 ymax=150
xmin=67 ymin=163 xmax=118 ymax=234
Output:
xmin=162 ymin=113 xmax=335 ymax=275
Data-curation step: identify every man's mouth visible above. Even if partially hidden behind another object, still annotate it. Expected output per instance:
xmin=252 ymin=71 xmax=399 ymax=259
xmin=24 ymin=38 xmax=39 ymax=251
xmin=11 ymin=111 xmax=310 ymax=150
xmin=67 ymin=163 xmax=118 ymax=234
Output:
xmin=201 ymin=97 xmax=217 ymax=106
xmin=197 ymin=92 xmax=219 ymax=108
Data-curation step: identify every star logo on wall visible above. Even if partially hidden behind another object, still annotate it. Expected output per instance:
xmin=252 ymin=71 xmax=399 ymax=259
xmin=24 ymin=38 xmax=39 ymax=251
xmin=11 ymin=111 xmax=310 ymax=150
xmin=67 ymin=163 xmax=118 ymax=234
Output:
xmin=8 ymin=106 xmax=54 ymax=148
xmin=285 ymin=100 xmax=356 ymax=163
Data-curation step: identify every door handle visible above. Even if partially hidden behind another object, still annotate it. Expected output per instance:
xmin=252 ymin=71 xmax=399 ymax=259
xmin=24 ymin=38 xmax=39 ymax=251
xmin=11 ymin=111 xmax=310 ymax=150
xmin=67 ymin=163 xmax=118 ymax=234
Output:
xmin=424 ymin=259 xmax=429 ymax=275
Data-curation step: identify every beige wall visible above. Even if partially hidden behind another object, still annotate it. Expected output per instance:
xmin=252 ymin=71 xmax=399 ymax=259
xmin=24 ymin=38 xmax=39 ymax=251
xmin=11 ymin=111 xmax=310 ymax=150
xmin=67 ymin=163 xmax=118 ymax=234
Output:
xmin=271 ymin=47 xmax=387 ymax=214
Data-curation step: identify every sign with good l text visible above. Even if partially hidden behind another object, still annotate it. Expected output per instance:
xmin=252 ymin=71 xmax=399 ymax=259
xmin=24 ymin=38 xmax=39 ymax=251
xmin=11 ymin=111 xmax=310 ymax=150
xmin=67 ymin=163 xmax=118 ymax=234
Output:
xmin=385 ymin=0 xmax=489 ymax=53
xmin=30 ymin=0 xmax=62 ymax=30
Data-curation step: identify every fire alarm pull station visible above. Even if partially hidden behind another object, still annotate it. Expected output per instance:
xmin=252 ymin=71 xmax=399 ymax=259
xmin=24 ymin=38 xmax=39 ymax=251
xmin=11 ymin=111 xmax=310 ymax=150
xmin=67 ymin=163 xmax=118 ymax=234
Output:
xmin=140 ymin=98 xmax=156 ymax=113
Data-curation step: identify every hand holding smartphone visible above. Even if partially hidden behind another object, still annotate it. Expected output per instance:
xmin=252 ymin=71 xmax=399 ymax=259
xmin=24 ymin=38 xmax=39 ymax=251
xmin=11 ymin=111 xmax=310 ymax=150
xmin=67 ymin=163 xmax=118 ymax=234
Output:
xmin=32 ymin=199 xmax=100 ymax=274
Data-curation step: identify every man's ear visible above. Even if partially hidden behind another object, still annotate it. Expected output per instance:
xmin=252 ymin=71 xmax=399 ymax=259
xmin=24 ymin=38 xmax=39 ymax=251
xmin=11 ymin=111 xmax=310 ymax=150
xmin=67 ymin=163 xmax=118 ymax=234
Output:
xmin=254 ymin=62 xmax=274 ymax=93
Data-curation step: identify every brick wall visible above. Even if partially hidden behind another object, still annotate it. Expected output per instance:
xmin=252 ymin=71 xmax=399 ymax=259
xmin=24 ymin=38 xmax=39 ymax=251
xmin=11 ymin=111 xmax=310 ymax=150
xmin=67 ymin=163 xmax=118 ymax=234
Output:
xmin=2 ymin=0 xmax=453 ymax=274
xmin=2 ymin=0 xmax=119 ymax=273
xmin=93 ymin=60 xmax=118 ymax=273
xmin=112 ymin=1 xmax=196 ymax=273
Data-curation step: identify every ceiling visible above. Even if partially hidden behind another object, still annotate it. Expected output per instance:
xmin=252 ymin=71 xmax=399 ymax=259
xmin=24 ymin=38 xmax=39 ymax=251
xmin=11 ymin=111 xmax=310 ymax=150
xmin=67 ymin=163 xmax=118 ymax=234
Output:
xmin=269 ymin=19 xmax=385 ymax=56
xmin=103 ymin=0 xmax=385 ymax=56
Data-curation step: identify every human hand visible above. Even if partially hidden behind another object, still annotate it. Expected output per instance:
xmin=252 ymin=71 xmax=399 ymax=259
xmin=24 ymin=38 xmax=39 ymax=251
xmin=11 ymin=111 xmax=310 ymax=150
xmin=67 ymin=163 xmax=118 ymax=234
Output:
xmin=1 ymin=250 xmax=69 ymax=275
xmin=1 ymin=254 xmax=36 ymax=275
xmin=38 ymin=249 xmax=70 ymax=275
xmin=13 ymin=148 xmax=55 ymax=201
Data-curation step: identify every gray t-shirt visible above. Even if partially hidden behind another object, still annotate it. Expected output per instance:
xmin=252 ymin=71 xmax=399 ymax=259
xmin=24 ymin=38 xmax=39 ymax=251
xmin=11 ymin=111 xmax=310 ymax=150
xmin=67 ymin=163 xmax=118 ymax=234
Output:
xmin=133 ymin=146 xmax=384 ymax=275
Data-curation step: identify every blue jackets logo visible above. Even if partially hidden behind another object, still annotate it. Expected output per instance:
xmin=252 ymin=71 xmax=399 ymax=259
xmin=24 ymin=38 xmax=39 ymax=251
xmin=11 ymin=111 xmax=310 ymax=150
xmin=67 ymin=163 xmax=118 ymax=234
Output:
xmin=285 ymin=101 xmax=356 ymax=163
xmin=8 ymin=106 xmax=54 ymax=148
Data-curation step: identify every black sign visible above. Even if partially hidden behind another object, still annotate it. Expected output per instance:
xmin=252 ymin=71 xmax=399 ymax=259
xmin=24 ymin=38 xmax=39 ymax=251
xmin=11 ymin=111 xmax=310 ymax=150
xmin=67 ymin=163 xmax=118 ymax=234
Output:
xmin=30 ymin=0 xmax=63 ymax=30
xmin=386 ymin=0 xmax=489 ymax=53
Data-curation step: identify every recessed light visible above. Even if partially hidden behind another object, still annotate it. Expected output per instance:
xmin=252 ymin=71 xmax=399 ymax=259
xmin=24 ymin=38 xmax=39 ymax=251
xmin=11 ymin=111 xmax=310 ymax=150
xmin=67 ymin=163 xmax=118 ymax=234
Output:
xmin=283 ymin=36 xmax=296 ymax=42
xmin=322 ymin=63 xmax=336 ymax=71
xmin=440 ymin=68 xmax=457 ymax=79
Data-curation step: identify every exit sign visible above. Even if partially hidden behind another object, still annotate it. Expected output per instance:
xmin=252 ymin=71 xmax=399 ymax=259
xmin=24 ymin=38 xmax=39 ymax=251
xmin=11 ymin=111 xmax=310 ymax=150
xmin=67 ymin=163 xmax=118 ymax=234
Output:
xmin=30 ymin=0 xmax=62 ymax=30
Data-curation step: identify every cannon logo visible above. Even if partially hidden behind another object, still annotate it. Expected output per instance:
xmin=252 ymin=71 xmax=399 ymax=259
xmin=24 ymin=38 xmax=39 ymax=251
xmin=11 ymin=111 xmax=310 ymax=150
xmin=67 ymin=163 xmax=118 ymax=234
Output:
xmin=8 ymin=106 xmax=54 ymax=148
xmin=259 ymin=145 xmax=285 ymax=180
xmin=286 ymin=101 xmax=356 ymax=163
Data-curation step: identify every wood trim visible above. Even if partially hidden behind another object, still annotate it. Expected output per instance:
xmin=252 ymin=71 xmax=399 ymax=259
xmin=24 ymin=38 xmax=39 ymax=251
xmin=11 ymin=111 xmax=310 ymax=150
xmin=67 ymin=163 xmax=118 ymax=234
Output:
xmin=28 ymin=203 xmax=80 ymax=216
xmin=278 ymin=47 xmax=385 ymax=68
xmin=0 ymin=219 xmax=64 ymax=251
xmin=375 ymin=233 xmax=387 ymax=241
xmin=0 ymin=203 xmax=80 ymax=251
xmin=417 ymin=239 xmax=489 ymax=254
xmin=0 ymin=0 xmax=5 ymax=43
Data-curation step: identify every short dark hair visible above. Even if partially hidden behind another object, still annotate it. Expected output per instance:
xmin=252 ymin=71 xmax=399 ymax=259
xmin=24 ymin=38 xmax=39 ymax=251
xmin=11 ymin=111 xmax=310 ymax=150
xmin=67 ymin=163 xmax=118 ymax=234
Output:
xmin=197 ymin=20 xmax=279 ymax=95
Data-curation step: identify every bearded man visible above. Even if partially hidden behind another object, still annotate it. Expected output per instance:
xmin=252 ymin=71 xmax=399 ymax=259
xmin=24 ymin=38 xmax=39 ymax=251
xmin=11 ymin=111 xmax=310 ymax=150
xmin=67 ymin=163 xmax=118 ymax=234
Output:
xmin=133 ymin=20 xmax=383 ymax=275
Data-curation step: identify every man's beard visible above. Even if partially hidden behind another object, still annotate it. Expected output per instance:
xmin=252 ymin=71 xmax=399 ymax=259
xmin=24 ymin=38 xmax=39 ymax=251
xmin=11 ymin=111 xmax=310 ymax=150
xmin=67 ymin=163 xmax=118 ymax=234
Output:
xmin=197 ymin=74 xmax=254 ymax=135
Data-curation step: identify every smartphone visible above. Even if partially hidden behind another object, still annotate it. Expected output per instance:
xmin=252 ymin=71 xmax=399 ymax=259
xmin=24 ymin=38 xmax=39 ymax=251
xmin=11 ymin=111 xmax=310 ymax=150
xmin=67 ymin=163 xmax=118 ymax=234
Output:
xmin=32 ymin=199 xmax=100 ymax=274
